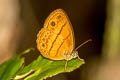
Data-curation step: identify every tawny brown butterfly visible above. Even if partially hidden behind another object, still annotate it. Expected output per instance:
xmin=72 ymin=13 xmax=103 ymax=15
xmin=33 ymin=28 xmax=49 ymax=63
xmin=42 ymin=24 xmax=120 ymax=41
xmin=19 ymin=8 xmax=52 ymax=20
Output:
xmin=36 ymin=9 xmax=92 ymax=70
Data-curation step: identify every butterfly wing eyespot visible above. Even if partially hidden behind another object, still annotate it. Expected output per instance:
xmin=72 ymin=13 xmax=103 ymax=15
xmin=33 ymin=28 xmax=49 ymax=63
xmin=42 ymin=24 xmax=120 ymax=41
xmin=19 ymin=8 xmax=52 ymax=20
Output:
xmin=41 ymin=43 xmax=46 ymax=48
xmin=57 ymin=15 xmax=62 ymax=19
xmin=44 ymin=10 xmax=67 ymax=35
xmin=51 ymin=21 xmax=56 ymax=26
xmin=37 ymin=28 xmax=52 ymax=58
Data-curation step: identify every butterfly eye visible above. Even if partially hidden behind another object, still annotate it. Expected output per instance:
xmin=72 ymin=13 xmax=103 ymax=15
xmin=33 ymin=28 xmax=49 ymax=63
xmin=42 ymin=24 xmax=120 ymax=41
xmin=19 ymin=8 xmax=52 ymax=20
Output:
xmin=51 ymin=21 xmax=55 ymax=26
xmin=72 ymin=53 xmax=75 ymax=57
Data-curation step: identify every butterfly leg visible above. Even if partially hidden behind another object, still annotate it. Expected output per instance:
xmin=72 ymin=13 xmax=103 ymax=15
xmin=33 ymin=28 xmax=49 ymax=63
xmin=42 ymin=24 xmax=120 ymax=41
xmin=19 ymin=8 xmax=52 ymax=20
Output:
xmin=65 ymin=60 xmax=68 ymax=72
xmin=76 ymin=51 xmax=80 ymax=59
xmin=76 ymin=51 xmax=83 ymax=61
xmin=64 ymin=51 xmax=71 ymax=72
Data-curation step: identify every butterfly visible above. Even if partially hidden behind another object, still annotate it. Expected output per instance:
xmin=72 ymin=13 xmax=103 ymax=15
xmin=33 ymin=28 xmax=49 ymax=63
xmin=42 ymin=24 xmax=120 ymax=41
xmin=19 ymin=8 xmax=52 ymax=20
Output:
xmin=36 ymin=9 xmax=92 ymax=70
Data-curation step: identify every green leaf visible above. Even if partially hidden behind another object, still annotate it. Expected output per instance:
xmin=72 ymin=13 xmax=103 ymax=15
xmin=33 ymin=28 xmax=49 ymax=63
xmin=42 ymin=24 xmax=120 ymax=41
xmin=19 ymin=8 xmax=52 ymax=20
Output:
xmin=17 ymin=55 xmax=85 ymax=80
xmin=0 ymin=55 xmax=24 ymax=80
xmin=0 ymin=48 xmax=85 ymax=80
xmin=0 ymin=48 xmax=34 ymax=80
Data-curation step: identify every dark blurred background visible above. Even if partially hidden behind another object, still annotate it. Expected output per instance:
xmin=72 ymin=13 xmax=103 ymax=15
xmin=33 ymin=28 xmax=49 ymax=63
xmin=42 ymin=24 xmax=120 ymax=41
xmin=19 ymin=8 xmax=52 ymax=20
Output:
xmin=18 ymin=0 xmax=106 ymax=80
xmin=0 ymin=0 xmax=106 ymax=80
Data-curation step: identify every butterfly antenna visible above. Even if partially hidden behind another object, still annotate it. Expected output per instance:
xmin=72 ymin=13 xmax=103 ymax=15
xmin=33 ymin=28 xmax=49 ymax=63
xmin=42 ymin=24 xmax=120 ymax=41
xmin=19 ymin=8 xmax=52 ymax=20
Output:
xmin=75 ymin=39 xmax=92 ymax=51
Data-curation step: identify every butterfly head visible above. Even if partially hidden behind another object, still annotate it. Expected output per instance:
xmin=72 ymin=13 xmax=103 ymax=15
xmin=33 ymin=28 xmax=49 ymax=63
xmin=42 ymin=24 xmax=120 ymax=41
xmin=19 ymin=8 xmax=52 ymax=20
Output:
xmin=71 ymin=51 xmax=78 ymax=59
xmin=70 ymin=39 xmax=92 ymax=60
